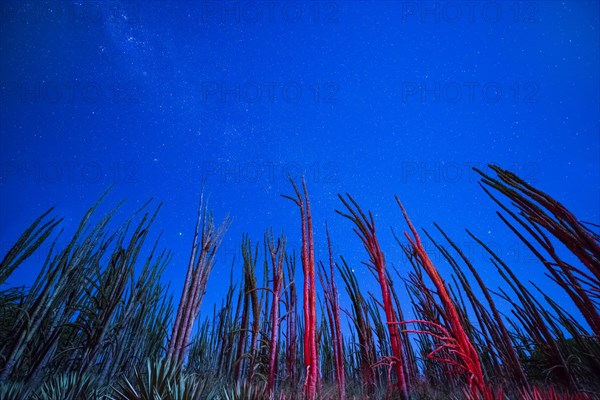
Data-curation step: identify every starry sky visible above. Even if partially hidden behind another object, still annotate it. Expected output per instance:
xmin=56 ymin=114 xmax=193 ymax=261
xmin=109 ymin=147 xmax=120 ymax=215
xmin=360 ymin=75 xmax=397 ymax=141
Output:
xmin=1 ymin=1 xmax=599 ymax=326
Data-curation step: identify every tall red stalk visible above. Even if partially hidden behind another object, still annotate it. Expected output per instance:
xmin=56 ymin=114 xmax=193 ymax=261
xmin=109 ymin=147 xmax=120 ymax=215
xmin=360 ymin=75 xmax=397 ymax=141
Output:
xmin=283 ymin=178 xmax=319 ymax=400
xmin=396 ymin=197 xmax=488 ymax=398
xmin=438 ymin=225 xmax=529 ymax=389
xmin=337 ymin=194 xmax=408 ymax=399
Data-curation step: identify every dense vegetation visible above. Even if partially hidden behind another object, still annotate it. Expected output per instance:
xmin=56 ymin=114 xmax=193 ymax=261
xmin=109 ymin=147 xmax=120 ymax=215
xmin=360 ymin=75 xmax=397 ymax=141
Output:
xmin=0 ymin=165 xmax=598 ymax=399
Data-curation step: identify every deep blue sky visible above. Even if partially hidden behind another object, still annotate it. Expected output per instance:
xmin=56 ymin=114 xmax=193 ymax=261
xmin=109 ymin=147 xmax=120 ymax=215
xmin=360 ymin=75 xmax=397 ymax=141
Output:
xmin=1 ymin=1 xmax=599 ymax=325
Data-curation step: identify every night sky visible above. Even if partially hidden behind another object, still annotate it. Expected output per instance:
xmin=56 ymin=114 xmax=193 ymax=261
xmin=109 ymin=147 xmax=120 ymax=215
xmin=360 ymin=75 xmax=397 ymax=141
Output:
xmin=1 ymin=1 xmax=599 ymax=327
